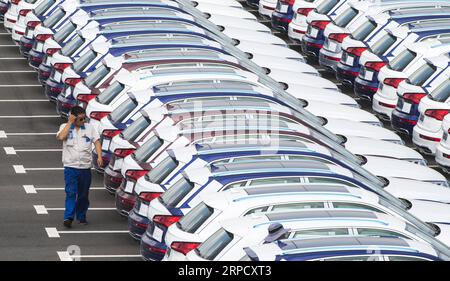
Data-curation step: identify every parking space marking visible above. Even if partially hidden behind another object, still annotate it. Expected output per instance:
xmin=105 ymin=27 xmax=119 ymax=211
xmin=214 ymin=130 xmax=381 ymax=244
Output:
xmin=36 ymin=206 xmax=115 ymax=215
xmin=46 ymin=228 xmax=128 ymax=238
xmin=13 ymin=165 xmax=63 ymax=173
xmin=0 ymin=99 xmax=48 ymax=102
xmin=34 ymin=205 xmax=48 ymax=215
xmin=23 ymin=185 xmax=37 ymax=194
xmin=4 ymin=147 xmax=62 ymax=155
xmin=0 ymin=85 xmax=42 ymax=87
xmin=25 ymin=186 xmax=103 ymax=193
xmin=0 ymin=115 xmax=59 ymax=118
xmin=56 ymin=251 xmax=141 ymax=261
xmin=13 ymin=165 xmax=26 ymax=174
xmin=57 ymin=251 xmax=73 ymax=261
xmin=4 ymin=147 xmax=15 ymax=155
xmin=0 ymin=131 xmax=56 ymax=138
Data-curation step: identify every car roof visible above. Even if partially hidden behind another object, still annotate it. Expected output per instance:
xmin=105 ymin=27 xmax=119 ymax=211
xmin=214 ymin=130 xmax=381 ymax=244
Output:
xmin=124 ymin=48 xmax=227 ymax=62
xmin=243 ymin=184 xmax=351 ymax=196
xmin=209 ymin=160 xmax=331 ymax=175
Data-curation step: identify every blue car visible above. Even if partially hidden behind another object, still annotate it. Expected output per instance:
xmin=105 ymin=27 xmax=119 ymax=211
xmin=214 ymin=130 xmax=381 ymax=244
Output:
xmin=354 ymin=22 xmax=450 ymax=102
xmin=336 ymin=12 xmax=450 ymax=89
xmin=271 ymin=0 xmax=295 ymax=32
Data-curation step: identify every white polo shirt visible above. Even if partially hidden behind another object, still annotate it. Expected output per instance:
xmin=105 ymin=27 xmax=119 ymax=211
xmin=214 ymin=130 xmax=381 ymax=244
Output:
xmin=57 ymin=123 xmax=100 ymax=169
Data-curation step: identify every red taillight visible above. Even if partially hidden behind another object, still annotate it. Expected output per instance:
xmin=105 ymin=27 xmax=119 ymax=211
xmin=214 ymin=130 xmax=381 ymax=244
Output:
xmin=329 ymin=33 xmax=349 ymax=43
xmin=398 ymin=117 xmax=417 ymax=125
xmin=35 ymin=33 xmax=52 ymax=42
xmin=347 ymin=47 xmax=367 ymax=57
xmin=125 ymin=170 xmax=149 ymax=181
xmin=311 ymin=20 xmax=330 ymax=30
xmin=170 ymin=242 xmax=201 ymax=255
xmin=90 ymin=111 xmax=109 ymax=121
xmin=281 ymin=0 xmax=295 ymax=5
xmin=11 ymin=0 xmax=21 ymax=5
xmin=77 ymin=93 xmax=96 ymax=103
xmin=46 ymin=48 xmax=60 ymax=55
xmin=419 ymin=134 xmax=441 ymax=142
xmin=403 ymin=93 xmax=427 ymax=105
xmin=147 ymin=245 xmax=166 ymax=254
xmin=378 ymin=101 xmax=396 ymax=108
xmin=15 ymin=30 xmax=24 ymax=35
xmin=26 ymin=21 xmax=40 ymax=28
xmin=102 ymin=129 xmax=120 ymax=139
xmin=19 ymin=9 xmax=30 ymax=16
xmin=384 ymin=78 xmax=405 ymax=89
xmin=54 ymin=63 xmax=71 ymax=72
xmin=138 ymin=192 xmax=162 ymax=203
xmin=425 ymin=109 xmax=450 ymax=121
xmin=263 ymin=5 xmax=275 ymax=10
xmin=365 ymin=61 xmax=386 ymax=72
xmin=65 ymin=78 xmax=82 ymax=87
xmin=114 ymin=148 xmax=135 ymax=158
xmin=297 ymin=8 xmax=313 ymax=16
xmin=153 ymin=215 xmax=181 ymax=228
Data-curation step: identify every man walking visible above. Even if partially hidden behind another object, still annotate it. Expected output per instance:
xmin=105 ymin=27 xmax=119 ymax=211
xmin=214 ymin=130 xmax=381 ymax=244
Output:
xmin=56 ymin=106 xmax=103 ymax=228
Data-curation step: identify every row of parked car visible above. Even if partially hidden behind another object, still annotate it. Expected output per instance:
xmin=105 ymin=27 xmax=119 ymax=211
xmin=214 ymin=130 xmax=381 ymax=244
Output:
xmin=266 ymin=0 xmax=450 ymax=171
xmin=4 ymin=0 xmax=450 ymax=261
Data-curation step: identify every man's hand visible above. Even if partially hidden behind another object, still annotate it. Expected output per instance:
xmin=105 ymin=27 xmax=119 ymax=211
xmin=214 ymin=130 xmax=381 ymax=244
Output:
xmin=94 ymin=140 xmax=103 ymax=168
xmin=68 ymin=114 xmax=76 ymax=124
xmin=97 ymin=157 xmax=104 ymax=168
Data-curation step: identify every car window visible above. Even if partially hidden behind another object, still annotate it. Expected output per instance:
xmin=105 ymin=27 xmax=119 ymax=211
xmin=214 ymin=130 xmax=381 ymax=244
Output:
xmin=407 ymin=63 xmax=436 ymax=86
xmin=121 ymin=116 xmax=151 ymax=141
xmin=371 ymin=33 xmax=397 ymax=56
xmin=352 ymin=20 xmax=377 ymax=41
xmin=177 ymin=202 xmax=215 ymax=233
xmin=332 ymin=202 xmax=385 ymax=213
xmin=293 ymin=228 xmax=350 ymax=238
xmin=307 ymin=177 xmax=358 ymax=187
xmin=108 ymin=98 xmax=136 ymax=124
xmin=84 ymin=65 xmax=110 ymax=88
xmin=249 ymin=177 xmax=302 ymax=186
xmin=288 ymin=155 xmax=333 ymax=164
xmin=145 ymin=155 xmax=178 ymax=184
xmin=43 ymin=7 xmax=64 ymax=28
xmin=160 ymin=177 xmax=195 ymax=208
xmin=272 ymin=202 xmax=325 ymax=212
xmin=356 ymin=228 xmax=409 ymax=239
xmin=73 ymin=50 xmax=97 ymax=72
xmin=316 ymin=0 xmax=339 ymax=14
xmin=334 ymin=7 xmax=358 ymax=27
xmin=196 ymin=228 xmax=234 ymax=260
xmin=34 ymin=0 xmax=56 ymax=16
xmin=429 ymin=78 xmax=450 ymax=102
xmin=389 ymin=49 xmax=416 ymax=71
xmin=323 ymin=255 xmax=381 ymax=261
xmin=133 ymin=135 xmax=164 ymax=162
xmin=244 ymin=206 xmax=269 ymax=216
xmin=387 ymin=255 xmax=431 ymax=261
xmin=61 ymin=34 xmax=85 ymax=56
xmin=53 ymin=22 xmax=76 ymax=43
xmin=96 ymin=82 xmax=125 ymax=105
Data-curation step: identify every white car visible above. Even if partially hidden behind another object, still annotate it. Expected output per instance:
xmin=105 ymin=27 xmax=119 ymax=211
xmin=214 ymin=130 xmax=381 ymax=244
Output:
xmin=413 ymin=76 xmax=450 ymax=155
xmin=373 ymin=37 xmax=450 ymax=120
xmin=435 ymin=113 xmax=450 ymax=172
xmin=288 ymin=0 xmax=325 ymax=42
xmin=259 ymin=0 xmax=277 ymax=18
xmin=4 ymin=0 xmax=44 ymax=32
xmin=164 ymin=185 xmax=430 ymax=260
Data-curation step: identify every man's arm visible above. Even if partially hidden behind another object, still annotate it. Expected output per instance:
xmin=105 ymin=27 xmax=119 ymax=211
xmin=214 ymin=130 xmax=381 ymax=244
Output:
xmin=94 ymin=140 xmax=103 ymax=167
xmin=56 ymin=115 xmax=76 ymax=141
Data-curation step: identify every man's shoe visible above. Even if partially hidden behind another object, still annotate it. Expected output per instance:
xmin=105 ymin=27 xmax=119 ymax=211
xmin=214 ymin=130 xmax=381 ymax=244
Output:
xmin=63 ymin=219 xmax=73 ymax=228
xmin=78 ymin=220 xmax=88 ymax=225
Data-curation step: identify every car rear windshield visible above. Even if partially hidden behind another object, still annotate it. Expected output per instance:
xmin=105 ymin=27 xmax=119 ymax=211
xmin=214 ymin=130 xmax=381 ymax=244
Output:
xmin=61 ymin=35 xmax=84 ymax=56
xmin=159 ymin=177 xmax=195 ymax=208
xmin=196 ymin=228 xmax=234 ymax=260
xmin=407 ymin=63 xmax=436 ymax=86
xmin=133 ymin=135 xmax=164 ymax=162
xmin=73 ymin=50 xmax=97 ymax=72
xmin=121 ymin=116 xmax=151 ymax=141
xmin=177 ymin=202 xmax=215 ymax=233
xmin=316 ymin=0 xmax=338 ymax=14
xmin=43 ymin=8 xmax=64 ymax=28
xmin=371 ymin=33 xmax=397 ymax=56
xmin=54 ymin=22 xmax=76 ymax=43
xmin=34 ymin=0 xmax=56 ymax=16
xmin=84 ymin=65 xmax=110 ymax=88
xmin=108 ymin=98 xmax=136 ymax=124
xmin=352 ymin=20 xmax=377 ymax=41
xmin=334 ymin=7 xmax=358 ymax=27
xmin=145 ymin=155 xmax=178 ymax=184
xmin=96 ymin=81 xmax=125 ymax=104
xmin=429 ymin=78 xmax=450 ymax=102
xmin=388 ymin=49 xmax=416 ymax=71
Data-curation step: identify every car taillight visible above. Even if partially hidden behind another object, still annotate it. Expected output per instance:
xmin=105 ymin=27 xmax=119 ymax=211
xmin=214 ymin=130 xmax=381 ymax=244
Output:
xmin=77 ymin=93 xmax=96 ymax=103
xmin=329 ymin=33 xmax=348 ymax=43
xmin=311 ymin=20 xmax=330 ymax=30
xmin=153 ymin=215 xmax=181 ymax=228
xmin=54 ymin=63 xmax=71 ymax=72
xmin=403 ymin=93 xmax=426 ymax=105
xmin=125 ymin=170 xmax=149 ymax=181
xmin=170 ymin=242 xmax=201 ymax=255
xmin=35 ymin=33 xmax=52 ymax=42
xmin=26 ymin=21 xmax=40 ymax=28
xmin=19 ymin=9 xmax=30 ymax=16
xmin=46 ymin=48 xmax=60 ymax=55
xmin=347 ymin=47 xmax=367 ymax=57
xmin=297 ymin=8 xmax=313 ymax=16
xmin=102 ymin=129 xmax=120 ymax=139
xmin=90 ymin=111 xmax=109 ymax=121
xmin=114 ymin=148 xmax=135 ymax=158
xmin=384 ymin=78 xmax=405 ymax=89
xmin=419 ymin=134 xmax=441 ymax=142
xmin=365 ymin=61 xmax=386 ymax=72
xmin=11 ymin=0 xmax=21 ymax=5
xmin=281 ymin=0 xmax=295 ymax=5
xmin=65 ymin=78 xmax=82 ymax=87
xmin=425 ymin=109 xmax=450 ymax=121
xmin=138 ymin=192 xmax=162 ymax=203
xmin=378 ymin=101 xmax=396 ymax=108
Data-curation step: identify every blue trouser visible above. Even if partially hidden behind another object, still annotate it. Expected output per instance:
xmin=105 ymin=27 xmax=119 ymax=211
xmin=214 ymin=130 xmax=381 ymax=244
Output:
xmin=64 ymin=167 xmax=92 ymax=221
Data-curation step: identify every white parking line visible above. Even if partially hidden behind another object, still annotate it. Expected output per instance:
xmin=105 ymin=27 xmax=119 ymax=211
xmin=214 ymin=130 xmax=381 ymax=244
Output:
xmin=34 ymin=205 xmax=48 ymax=215
xmin=35 ymin=205 xmax=115 ymax=215
xmin=57 ymin=251 xmax=73 ymax=261
xmin=0 ymin=131 xmax=57 ymax=138
xmin=13 ymin=165 xmax=64 ymax=173
xmin=23 ymin=185 xmax=37 ymax=194
xmin=56 ymin=251 xmax=141 ymax=261
xmin=0 ymin=115 xmax=59 ymax=118
xmin=0 ymin=85 xmax=42 ymax=87
xmin=46 ymin=227 xmax=128 ymax=238
xmin=0 ymin=57 xmax=26 ymax=60
xmin=0 ymin=99 xmax=48 ymax=101
xmin=0 ymin=45 xmax=19 ymax=47
xmin=25 ymin=186 xmax=103 ymax=193
xmin=4 ymin=147 xmax=62 ymax=155
xmin=4 ymin=147 xmax=15 ymax=155
xmin=13 ymin=165 xmax=26 ymax=173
